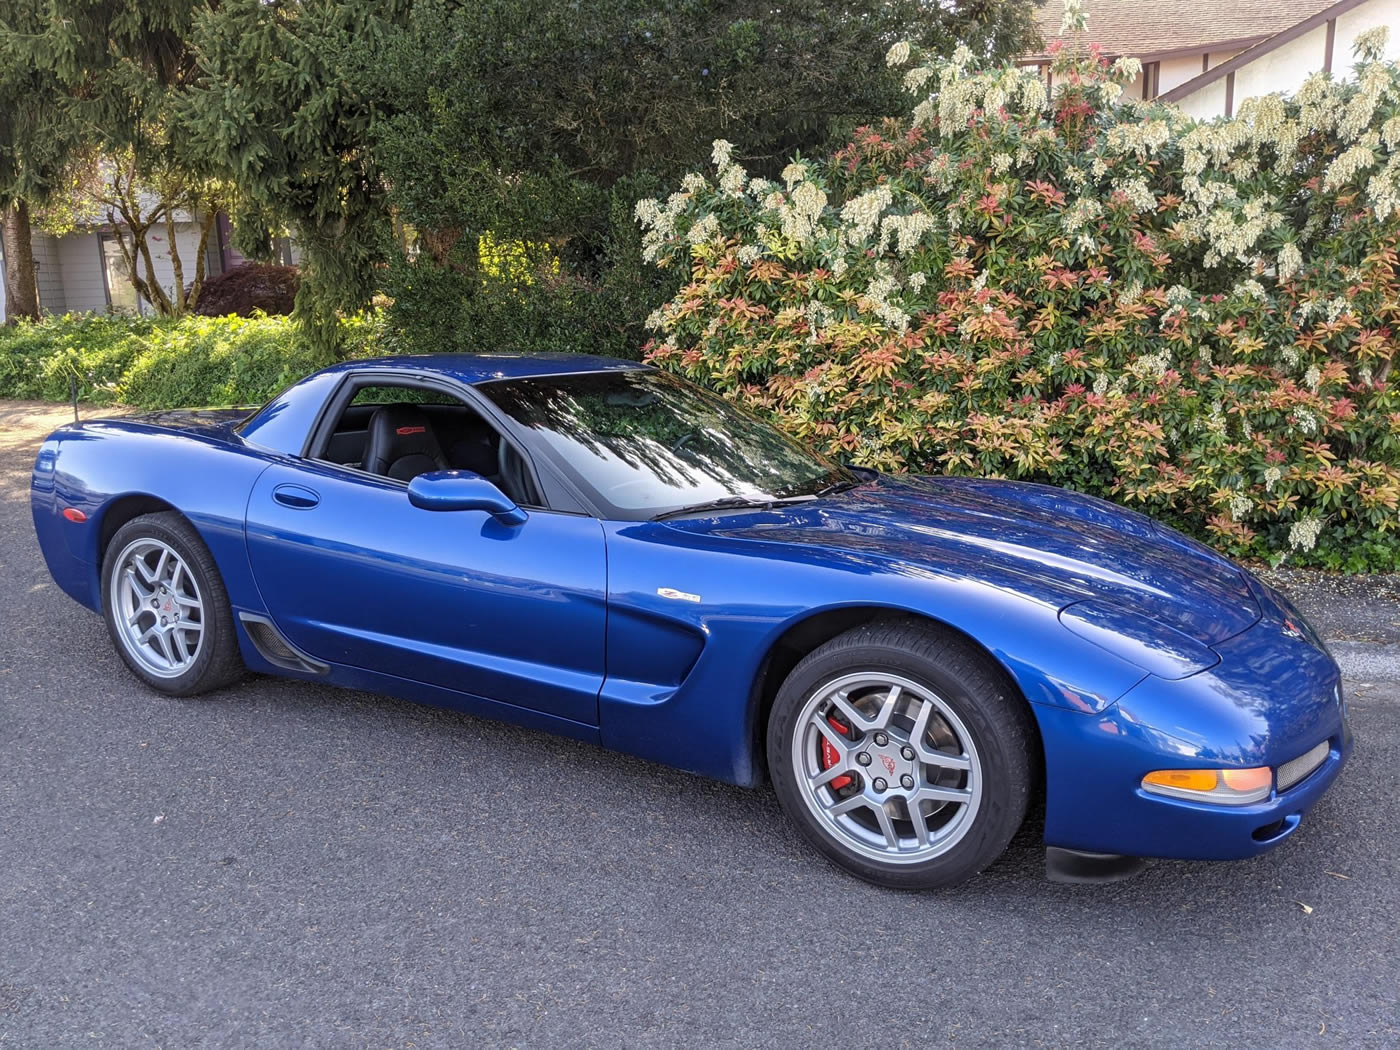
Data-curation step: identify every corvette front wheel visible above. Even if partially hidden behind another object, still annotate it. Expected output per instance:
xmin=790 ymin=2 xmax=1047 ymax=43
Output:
xmin=767 ymin=621 xmax=1036 ymax=889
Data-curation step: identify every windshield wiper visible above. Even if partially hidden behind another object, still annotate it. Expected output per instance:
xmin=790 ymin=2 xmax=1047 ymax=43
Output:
xmin=815 ymin=478 xmax=861 ymax=497
xmin=650 ymin=495 xmax=813 ymax=521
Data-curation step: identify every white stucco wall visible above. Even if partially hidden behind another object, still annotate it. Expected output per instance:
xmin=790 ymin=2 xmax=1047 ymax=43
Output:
xmin=1173 ymin=0 xmax=1400 ymax=119
xmin=1158 ymin=55 xmax=1206 ymax=95
xmin=1233 ymin=23 xmax=1331 ymax=103
xmin=1177 ymin=78 xmax=1229 ymax=121
xmin=1334 ymin=0 xmax=1400 ymax=73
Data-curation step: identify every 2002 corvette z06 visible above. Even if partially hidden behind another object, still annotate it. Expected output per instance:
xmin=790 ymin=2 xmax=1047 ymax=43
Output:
xmin=32 ymin=354 xmax=1351 ymax=888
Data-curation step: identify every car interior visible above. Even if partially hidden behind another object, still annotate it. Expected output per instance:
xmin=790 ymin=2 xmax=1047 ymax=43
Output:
xmin=316 ymin=387 xmax=541 ymax=506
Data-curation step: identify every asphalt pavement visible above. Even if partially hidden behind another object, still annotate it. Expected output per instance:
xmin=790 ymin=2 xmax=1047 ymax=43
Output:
xmin=1 ymin=403 xmax=1397 ymax=1049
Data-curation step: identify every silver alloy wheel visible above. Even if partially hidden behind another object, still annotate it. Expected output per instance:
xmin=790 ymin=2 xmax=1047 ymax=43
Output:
xmin=791 ymin=671 xmax=983 ymax=865
xmin=110 ymin=537 xmax=206 ymax=679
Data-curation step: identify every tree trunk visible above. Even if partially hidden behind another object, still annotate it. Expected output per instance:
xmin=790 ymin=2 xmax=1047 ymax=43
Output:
xmin=1 ymin=200 xmax=42 ymax=323
xmin=185 ymin=209 xmax=216 ymax=313
xmin=165 ymin=209 xmax=186 ymax=316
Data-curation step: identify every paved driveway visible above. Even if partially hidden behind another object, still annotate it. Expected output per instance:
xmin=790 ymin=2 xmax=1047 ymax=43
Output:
xmin=1 ymin=404 xmax=1397 ymax=1048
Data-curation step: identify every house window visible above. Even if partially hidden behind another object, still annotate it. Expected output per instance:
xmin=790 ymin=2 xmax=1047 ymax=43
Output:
xmin=98 ymin=233 xmax=144 ymax=315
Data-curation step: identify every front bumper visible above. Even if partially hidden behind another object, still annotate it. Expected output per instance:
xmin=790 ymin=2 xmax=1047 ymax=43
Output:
xmin=1034 ymin=598 xmax=1352 ymax=862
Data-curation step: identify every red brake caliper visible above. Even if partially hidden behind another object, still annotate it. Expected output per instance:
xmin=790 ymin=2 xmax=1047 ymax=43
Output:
xmin=820 ymin=717 xmax=853 ymax=790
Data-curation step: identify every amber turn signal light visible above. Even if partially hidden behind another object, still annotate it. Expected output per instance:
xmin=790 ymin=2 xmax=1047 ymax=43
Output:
xmin=1142 ymin=765 xmax=1273 ymax=805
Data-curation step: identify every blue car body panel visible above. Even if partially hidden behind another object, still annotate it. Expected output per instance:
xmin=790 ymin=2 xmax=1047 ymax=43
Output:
xmin=31 ymin=354 xmax=1352 ymax=862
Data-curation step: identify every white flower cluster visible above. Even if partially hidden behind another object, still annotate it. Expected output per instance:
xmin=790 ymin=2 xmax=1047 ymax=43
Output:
xmin=841 ymin=185 xmax=894 ymax=244
xmin=1114 ymin=176 xmax=1156 ymax=214
xmin=1277 ymin=242 xmax=1304 ymax=280
xmin=1324 ymin=140 xmax=1378 ymax=191
xmin=719 ymin=163 xmax=747 ymax=197
xmin=1264 ymin=466 xmax=1282 ymax=492
xmin=805 ymin=300 xmax=834 ymax=345
xmin=1131 ymin=350 xmax=1171 ymax=378
xmin=687 ymin=213 xmax=721 ymax=246
xmin=1060 ymin=0 xmax=1087 ymax=36
xmin=780 ymin=181 xmax=829 ymax=244
xmin=886 ymin=41 xmax=911 ymax=68
xmin=1229 ymin=493 xmax=1252 ymax=521
xmin=1063 ymin=196 xmax=1103 ymax=232
xmin=880 ymin=211 xmax=936 ymax=256
xmin=1288 ymin=518 xmax=1323 ymax=552
xmin=1111 ymin=57 xmax=1142 ymax=83
xmin=862 ymin=275 xmax=910 ymax=332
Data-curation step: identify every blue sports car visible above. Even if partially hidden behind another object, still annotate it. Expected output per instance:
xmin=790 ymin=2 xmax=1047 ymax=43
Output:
xmin=31 ymin=354 xmax=1351 ymax=888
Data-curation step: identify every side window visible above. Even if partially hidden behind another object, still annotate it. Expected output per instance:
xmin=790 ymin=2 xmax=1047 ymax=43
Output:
xmin=315 ymin=380 xmax=540 ymax=506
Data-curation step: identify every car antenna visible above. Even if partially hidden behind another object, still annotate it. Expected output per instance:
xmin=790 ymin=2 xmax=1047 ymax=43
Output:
xmin=69 ymin=371 xmax=80 ymax=423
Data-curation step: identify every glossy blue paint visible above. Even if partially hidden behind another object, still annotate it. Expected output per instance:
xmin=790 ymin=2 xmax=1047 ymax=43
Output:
xmin=244 ymin=460 xmax=607 ymax=724
xmin=30 ymin=353 xmax=1351 ymax=866
xmin=407 ymin=470 xmax=528 ymax=525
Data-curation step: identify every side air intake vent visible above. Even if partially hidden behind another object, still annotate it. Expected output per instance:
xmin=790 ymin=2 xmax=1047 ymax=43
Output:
xmin=238 ymin=613 xmax=330 ymax=676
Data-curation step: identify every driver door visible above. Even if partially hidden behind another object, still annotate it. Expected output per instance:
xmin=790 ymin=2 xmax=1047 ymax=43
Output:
xmin=243 ymin=387 xmax=607 ymax=727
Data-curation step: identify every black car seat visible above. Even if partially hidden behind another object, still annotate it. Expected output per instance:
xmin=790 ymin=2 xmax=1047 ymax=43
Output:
xmin=362 ymin=404 xmax=450 ymax=481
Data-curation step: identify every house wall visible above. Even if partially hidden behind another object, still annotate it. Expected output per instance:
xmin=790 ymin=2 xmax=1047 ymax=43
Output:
xmin=1178 ymin=78 xmax=1229 ymax=121
xmin=1174 ymin=0 xmax=1400 ymax=119
xmin=1334 ymin=0 xmax=1400 ymax=72
xmin=33 ymin=232 xmax=66 ymax=315
xmin=1157 ymin=55 xmax=1206 ymax=95
xmin=58 ymin=221 xmax=214 ymax=316
xmin=55 ymin=234 xmax=109 ymax=314
xmin=1233 ymin=23 xmax=1333 ymax=103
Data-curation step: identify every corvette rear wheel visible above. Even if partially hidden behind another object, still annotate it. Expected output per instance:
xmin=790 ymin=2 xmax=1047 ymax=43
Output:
xmin=768 ymin=621 xmax=1036 ymax=889
xmin=101 ymin=512 xmax=244 ymax=697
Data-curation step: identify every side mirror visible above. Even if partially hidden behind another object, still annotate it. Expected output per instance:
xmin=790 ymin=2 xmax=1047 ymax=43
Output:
xmin=407 ymin=470 xmax=528 ymax=526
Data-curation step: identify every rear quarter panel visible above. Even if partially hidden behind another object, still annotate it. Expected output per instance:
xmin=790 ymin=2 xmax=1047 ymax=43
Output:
xmin=32 ymin=420 xmax=276 ymax=615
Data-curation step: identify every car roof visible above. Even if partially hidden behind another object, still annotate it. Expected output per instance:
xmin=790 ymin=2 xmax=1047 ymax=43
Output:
xmin=326 ymin=352 xmax=651 ymax=386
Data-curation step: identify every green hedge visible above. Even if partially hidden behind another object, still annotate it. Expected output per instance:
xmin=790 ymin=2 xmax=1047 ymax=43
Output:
xmin=637 ymin=33 xmax=1400 ymax=571
xmin=0 ymin=312 xmax=384 ymax=409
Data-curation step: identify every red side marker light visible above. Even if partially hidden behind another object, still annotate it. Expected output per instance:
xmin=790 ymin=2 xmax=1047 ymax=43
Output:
xmin=63 ymin=507 xmax=88 ymax=523
xmin=396 ymin=425 xmax=426 ymax=436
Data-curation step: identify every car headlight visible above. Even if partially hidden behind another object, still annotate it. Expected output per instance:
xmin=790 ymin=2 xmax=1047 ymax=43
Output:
xmin=1141 ymin=766 xmax=1273 ymax=805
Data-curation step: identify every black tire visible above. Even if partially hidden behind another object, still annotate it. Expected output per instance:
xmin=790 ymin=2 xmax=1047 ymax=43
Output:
xmin=100 ymin=511 xmax=245 ymax=697
xmin=767 ymin=620 xmax=1037 ymax=889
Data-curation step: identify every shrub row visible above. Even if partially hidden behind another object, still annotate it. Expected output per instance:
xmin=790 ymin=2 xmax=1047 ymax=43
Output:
xmin=637 ymin=30 xmax=1400 ymax=570
xmin=0 ymin=312 xmax=384 ymax=410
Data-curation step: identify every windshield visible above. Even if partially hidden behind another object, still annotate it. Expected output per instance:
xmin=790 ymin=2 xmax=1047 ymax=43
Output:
xmin=479 ymin=369 xmax=854 ymax=520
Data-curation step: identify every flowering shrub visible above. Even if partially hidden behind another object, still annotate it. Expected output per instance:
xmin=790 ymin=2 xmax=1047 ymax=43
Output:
xmin=636 ymin=15 xmax=1400 ymax=570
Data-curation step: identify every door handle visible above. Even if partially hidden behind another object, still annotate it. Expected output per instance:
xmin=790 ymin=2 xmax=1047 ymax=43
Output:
xmin=272 ymin=484 xmax=320 ymax=509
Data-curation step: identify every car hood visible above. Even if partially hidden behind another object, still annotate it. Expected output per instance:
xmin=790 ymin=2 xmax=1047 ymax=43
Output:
xmin=662 ymin=474 xmax=1261 ymax=644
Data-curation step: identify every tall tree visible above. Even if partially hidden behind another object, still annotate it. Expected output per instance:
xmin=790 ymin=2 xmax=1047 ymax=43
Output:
xmin=362 ymin=0 xmax=1043 ymax=358
xmin=2 ymin=2 xmax=220 ymax=320
xmin=179 ymin=1 xmax=411 ymax=360
xmin=0 ymin=2 xmax=76 ymax=322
